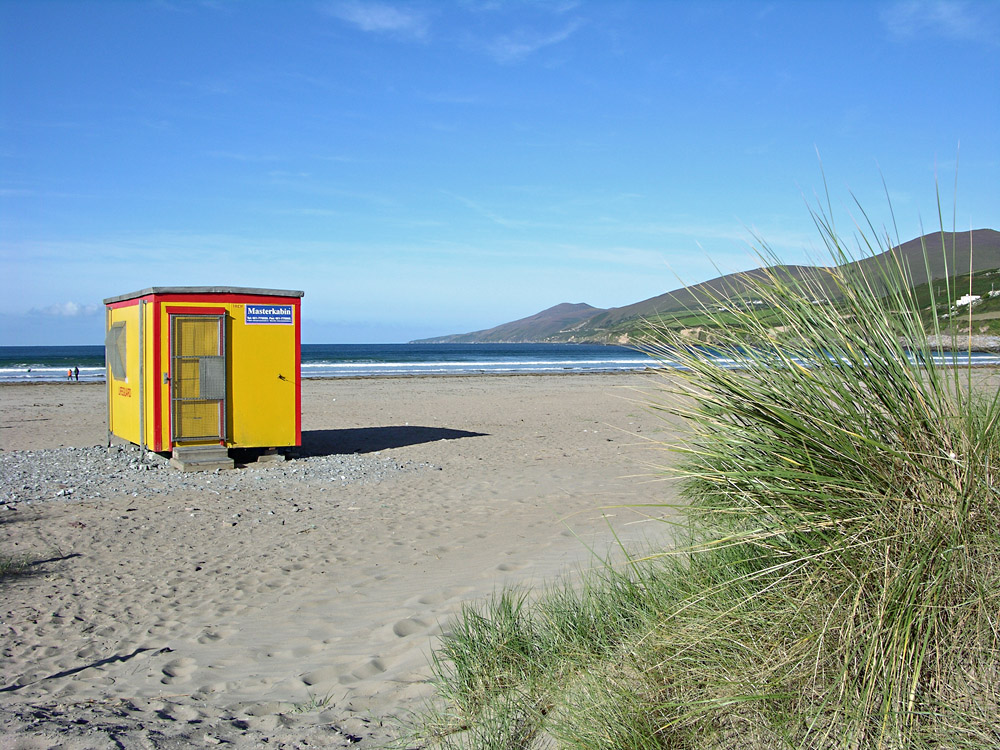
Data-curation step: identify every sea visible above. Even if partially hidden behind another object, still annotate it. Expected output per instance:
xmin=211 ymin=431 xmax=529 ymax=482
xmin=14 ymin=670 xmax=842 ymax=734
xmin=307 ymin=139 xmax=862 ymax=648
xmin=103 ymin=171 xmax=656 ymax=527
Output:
xmin=0 ymin=343 xmax=657 ymax=383
xmin=2 ymin=343 xmax=998 ymax=384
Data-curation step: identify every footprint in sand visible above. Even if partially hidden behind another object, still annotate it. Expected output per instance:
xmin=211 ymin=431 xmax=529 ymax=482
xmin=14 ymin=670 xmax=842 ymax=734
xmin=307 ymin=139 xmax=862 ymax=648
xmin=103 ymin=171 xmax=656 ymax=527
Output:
xmin=160 ymin=657 xmax=197 ymax=684
xmin=300 ymin=656 xmax=363 ymax=688
xmin=496 ymin=561 xmax=526 ymax=572
xmin=392 ymin=618 xmax=429 ymax=637
xmin=75 ymin=645 xmax=102 ymax=659
xmin=254 ymin=579 xmax=284 ymax=593
xmin=290 ymin=642 xmax=326 ymax=658
xmin=193 ymin=681 xmax=226 ymax=697
xmin=414 ymin=585 xmax=474 ymax=606
xmin=300 ymin=665 xmax=342 ymax=686
xmin=146 ymin=618 xmax=182 ymax=636
xmin=197 ymin=626 xmax=237 ymax=644
xmin=213 ymin=603 xmax=248 ymax=617
xmin=157 ymin=703 xmax=203 ymax=722
xmin=350 ymin=657 xmax=388 ymax=680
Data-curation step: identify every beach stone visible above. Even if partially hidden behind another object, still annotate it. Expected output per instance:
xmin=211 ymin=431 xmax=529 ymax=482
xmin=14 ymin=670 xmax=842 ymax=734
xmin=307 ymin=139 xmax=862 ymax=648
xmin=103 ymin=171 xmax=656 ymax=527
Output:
xmin=0 ymin=442 xmax=434 ymax=507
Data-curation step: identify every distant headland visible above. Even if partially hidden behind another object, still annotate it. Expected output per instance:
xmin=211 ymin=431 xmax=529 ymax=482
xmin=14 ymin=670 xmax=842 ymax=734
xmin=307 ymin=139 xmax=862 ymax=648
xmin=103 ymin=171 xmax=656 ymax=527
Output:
xmin=413 ymin=229 xmax=1000 ymax=349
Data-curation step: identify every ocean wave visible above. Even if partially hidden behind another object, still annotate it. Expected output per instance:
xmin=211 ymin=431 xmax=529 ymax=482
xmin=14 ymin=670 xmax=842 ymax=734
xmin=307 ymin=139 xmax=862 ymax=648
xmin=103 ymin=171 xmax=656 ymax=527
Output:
xmin=1 ymin=349 xmax=995 ymax=384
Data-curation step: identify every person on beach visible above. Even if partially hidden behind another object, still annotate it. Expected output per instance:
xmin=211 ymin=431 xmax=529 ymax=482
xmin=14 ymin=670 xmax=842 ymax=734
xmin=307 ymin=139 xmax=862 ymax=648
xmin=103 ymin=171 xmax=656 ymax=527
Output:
xmin=67 ymin=368 xmax=72 ymax=380
xmin=74 ymin=366 xmax=79 ymax=381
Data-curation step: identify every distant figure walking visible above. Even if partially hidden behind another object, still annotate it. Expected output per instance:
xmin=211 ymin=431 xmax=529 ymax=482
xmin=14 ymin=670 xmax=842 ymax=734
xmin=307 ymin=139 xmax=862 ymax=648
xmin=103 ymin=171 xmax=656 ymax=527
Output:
xmin=67 ymin=368 xmax=72 ymax=380
xmin=73 ymin=366 xmax=79 ymax=381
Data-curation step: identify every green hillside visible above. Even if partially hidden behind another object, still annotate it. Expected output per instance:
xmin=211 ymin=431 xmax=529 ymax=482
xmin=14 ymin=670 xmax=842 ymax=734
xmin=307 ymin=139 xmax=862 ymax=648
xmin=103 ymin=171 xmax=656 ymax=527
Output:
xmin=414 ymin=229 xmax=1000 ymax=346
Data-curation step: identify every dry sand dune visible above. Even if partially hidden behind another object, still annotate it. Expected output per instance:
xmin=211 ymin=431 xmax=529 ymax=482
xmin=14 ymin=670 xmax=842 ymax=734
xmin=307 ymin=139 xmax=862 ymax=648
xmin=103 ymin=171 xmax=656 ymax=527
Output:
xmin=0 ymin=373 xmax=682 ymax=748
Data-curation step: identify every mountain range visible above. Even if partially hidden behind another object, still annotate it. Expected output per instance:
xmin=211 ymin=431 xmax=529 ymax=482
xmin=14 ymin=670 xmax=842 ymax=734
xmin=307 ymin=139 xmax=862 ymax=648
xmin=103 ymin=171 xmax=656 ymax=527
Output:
xmin=414 ymin=229 xmax=1000 ymax=345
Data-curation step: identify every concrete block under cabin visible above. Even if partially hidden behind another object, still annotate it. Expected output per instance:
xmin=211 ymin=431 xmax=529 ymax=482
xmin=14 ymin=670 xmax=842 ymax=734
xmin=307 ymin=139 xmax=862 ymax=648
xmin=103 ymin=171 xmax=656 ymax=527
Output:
xmin=103 ymin=286 xmax=304 ymax=471
xmin=170 ymin=445 xmax=234 ymax=472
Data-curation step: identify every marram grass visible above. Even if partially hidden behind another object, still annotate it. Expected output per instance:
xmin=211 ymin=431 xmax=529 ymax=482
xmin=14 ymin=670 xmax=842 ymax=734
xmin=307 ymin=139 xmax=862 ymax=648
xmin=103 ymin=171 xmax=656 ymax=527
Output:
xmin=411 ymin=210 xmax=999 ymax=749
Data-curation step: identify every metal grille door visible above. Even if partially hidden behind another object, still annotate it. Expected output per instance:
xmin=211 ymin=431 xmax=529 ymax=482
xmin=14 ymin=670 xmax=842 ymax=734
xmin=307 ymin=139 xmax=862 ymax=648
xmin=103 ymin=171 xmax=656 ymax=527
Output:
xmin=170 ymin=315 xmax=227 ymax=443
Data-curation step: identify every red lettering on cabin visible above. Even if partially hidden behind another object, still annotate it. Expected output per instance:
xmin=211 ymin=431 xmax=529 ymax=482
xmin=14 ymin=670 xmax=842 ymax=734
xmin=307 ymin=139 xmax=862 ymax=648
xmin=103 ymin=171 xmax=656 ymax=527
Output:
xmin=118 ymin=386 xmax=132 ymax=397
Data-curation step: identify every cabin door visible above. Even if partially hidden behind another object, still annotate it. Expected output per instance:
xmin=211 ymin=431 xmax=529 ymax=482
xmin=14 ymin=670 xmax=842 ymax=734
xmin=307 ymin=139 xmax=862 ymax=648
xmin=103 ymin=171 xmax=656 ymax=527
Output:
xmin=169 ymin=314 xmax=227 ymax=445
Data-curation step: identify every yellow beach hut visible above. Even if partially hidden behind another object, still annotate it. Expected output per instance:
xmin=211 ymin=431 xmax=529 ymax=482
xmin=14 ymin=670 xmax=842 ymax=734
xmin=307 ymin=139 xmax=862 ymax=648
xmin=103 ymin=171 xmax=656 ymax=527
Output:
xmin=103 ymin=287 xmax=304 ymax=470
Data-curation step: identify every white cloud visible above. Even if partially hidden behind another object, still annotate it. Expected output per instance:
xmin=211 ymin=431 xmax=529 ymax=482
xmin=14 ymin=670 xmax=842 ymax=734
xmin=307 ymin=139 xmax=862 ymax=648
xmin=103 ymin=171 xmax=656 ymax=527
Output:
xmin=31 ymin=301 xmax=102 ymax=318
xmin=482 ymin=19 xmax=582 ymax=63
xmin=267 ymin=170 xmax=311 ymax=179
xmin=444 ymin=190 xmax=519 ymax=227
xmin=325 ymin=1 xmax=429 ymax=39
xmin=881 ymin=1 xmax=995 ymax=41
xmin=421 ymin=91 xmax=482 ymax=105
xmin=205 ymin=150 xmax=280 ymax=162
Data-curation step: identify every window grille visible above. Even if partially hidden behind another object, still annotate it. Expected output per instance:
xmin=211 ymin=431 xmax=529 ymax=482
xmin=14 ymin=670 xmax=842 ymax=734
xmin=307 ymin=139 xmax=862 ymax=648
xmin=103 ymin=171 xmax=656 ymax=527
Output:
xmin=106 ymin=322 xmax=127 ymax=381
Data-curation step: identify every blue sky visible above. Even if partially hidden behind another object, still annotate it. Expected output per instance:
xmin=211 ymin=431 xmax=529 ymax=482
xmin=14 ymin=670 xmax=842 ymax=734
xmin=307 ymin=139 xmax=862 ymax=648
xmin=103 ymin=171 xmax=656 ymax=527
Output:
xmin=1 ymin=0 xmax=997 ymax=345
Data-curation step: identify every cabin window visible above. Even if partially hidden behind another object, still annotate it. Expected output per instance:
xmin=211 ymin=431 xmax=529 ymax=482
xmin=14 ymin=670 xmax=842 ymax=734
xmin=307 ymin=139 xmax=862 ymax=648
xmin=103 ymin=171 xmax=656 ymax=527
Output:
xmin=106 ymin=322 xmax=127 ymax=381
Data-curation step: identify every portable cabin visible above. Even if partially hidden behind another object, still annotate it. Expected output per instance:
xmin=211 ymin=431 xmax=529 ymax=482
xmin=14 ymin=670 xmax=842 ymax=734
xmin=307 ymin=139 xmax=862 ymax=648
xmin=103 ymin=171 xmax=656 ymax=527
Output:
xmin=103 ymin=287 xmax=304 ymax=467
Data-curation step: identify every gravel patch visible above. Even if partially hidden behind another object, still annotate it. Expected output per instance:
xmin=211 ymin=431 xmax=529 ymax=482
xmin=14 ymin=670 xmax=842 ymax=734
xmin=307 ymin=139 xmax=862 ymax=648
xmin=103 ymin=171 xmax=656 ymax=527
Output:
xmin=0 ymin=444 xmax=435 ymax=507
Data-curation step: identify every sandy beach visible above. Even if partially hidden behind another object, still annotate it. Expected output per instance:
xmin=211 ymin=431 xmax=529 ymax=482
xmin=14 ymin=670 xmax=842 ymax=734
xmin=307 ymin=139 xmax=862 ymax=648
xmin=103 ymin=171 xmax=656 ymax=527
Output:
xmin=0 ymin=373 xmax=681 ymax=748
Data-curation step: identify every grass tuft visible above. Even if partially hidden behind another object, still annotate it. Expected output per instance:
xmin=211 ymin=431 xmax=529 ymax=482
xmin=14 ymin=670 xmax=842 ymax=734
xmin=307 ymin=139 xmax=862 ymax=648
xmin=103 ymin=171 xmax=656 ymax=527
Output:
xmin=412 ymin=195 xmax=1000 ymax=748
xmin=285 ymin=690 xmax=335 ymax=714
xmin=0 ymin=553 xmax=32 ymax=579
